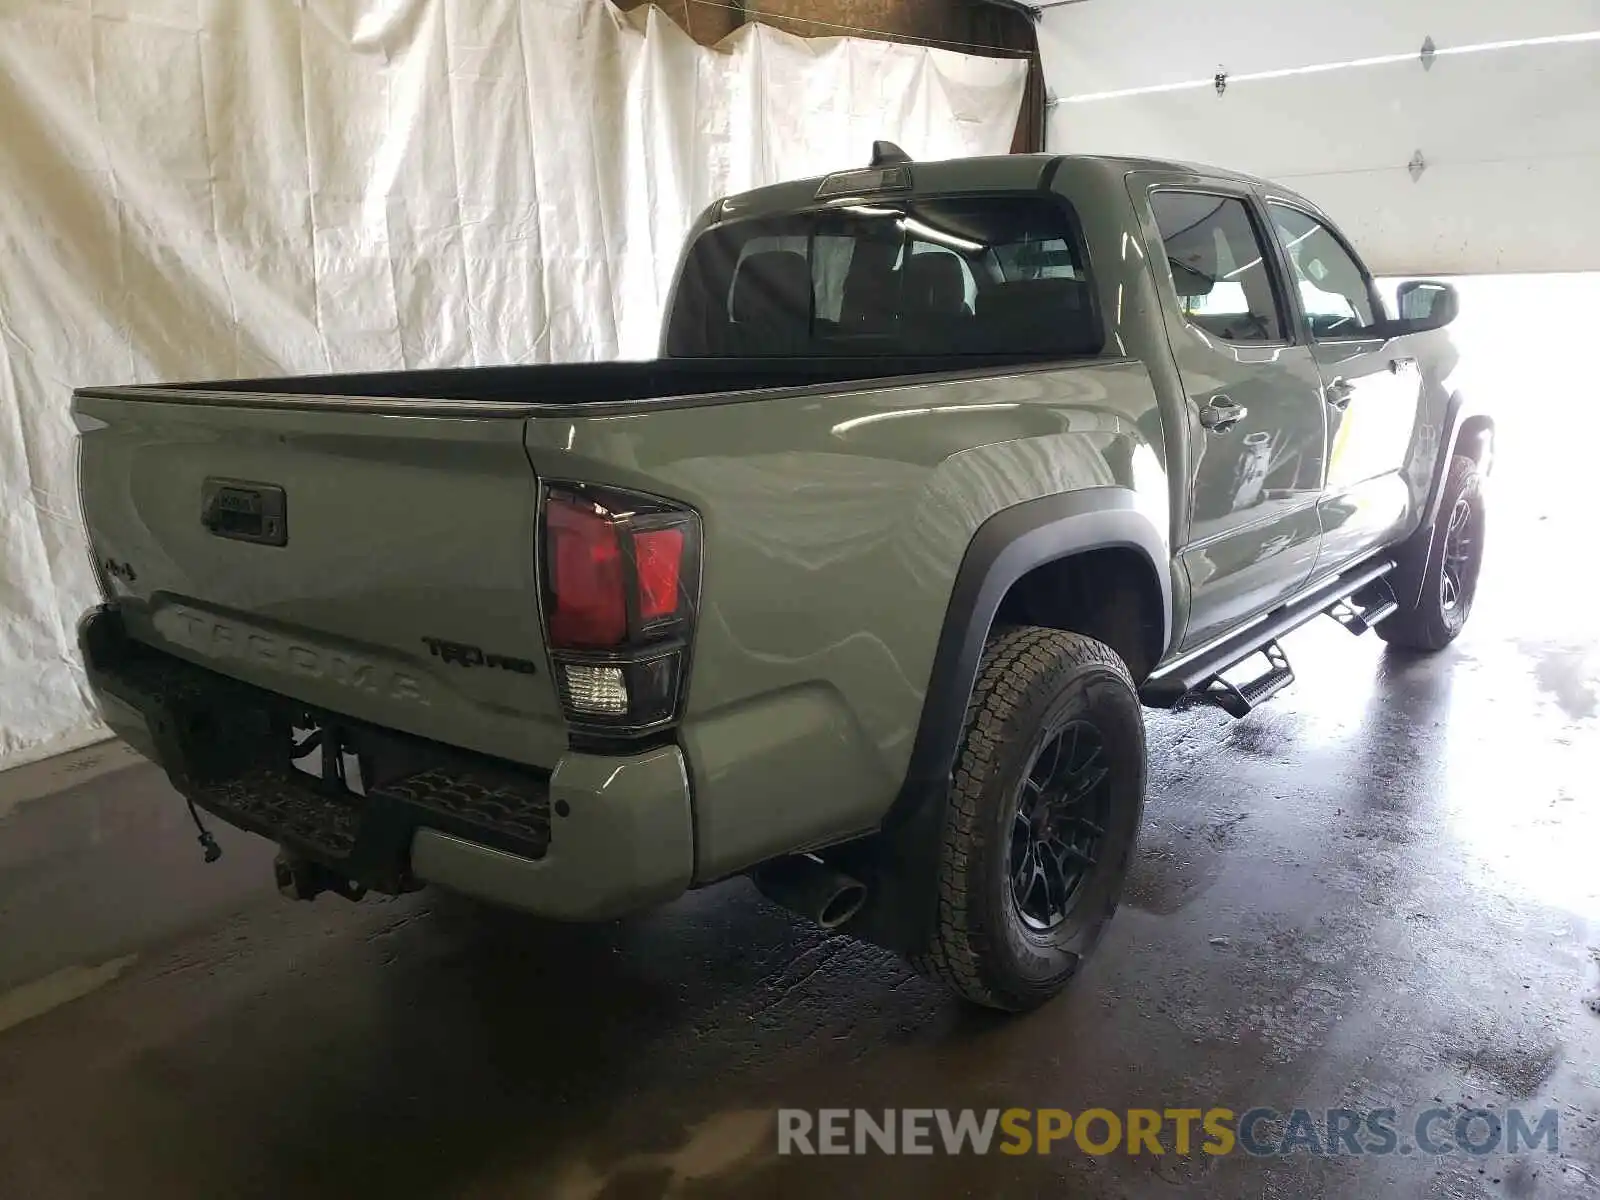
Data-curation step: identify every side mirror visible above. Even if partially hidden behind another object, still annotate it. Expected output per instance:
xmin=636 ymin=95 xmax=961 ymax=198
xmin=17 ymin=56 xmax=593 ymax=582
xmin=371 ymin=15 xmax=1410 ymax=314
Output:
xmin=1393 ymin=280 xmax=1459 ymax=331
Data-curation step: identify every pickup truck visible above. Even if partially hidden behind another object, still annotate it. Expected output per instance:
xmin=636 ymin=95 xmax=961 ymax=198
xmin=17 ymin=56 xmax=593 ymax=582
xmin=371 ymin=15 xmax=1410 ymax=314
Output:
xmin=74 ymin=147 xmax=1491 ymax=1011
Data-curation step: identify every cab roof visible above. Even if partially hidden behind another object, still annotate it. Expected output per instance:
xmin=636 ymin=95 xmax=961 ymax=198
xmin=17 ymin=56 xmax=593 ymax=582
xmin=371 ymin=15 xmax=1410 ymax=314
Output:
xmin=711 ymin=152 xmax=1313 ymax=222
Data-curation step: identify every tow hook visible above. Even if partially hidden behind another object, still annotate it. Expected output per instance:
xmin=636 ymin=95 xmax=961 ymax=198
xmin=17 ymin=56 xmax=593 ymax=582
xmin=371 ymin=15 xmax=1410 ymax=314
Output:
xmin=273 ymin=851 xmax=368 ymax=903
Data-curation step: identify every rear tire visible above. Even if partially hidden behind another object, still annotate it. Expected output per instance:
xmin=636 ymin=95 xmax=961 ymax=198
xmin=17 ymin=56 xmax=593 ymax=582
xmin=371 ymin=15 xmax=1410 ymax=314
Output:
xmin=910 ymin=627 xmax=1146 ymax=1012
xmin=1377 ymin=454 xmax=1486 ymax=652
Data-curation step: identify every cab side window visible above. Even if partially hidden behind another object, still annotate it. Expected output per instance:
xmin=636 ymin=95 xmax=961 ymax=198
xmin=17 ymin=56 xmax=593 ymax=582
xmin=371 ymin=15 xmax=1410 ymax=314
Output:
xmin=1266 ymin=204 xmax=1379 ymax=339
xmin=1150 ymin=191 xmax=1285 ymax=343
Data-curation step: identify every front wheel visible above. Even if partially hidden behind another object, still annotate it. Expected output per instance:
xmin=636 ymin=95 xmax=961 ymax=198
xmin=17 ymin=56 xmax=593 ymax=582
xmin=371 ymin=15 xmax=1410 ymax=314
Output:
xmin=1377 ymin=454 xmax=1486 ymax=652
xmin=910 ymin=627 xmax=1146 ymax=1011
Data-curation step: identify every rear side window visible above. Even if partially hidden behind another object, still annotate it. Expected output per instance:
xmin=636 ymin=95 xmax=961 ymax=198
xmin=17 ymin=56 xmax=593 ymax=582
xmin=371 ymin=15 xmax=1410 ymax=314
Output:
xmin=1150 ymin=192 xmax=1285 ymax=343
xmin=665 ymin=196 xmax=1101 ymax=358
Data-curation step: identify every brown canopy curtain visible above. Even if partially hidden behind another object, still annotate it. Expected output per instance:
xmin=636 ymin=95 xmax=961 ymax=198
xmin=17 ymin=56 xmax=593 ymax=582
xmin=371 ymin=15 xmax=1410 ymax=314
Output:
xmin=616 ymin=0 xmax=1047 ymax=152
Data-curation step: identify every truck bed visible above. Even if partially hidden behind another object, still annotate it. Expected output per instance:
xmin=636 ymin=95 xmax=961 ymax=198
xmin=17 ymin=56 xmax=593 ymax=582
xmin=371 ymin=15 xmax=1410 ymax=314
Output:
xmin=113 ymin=354 xmax=1072 ymax=410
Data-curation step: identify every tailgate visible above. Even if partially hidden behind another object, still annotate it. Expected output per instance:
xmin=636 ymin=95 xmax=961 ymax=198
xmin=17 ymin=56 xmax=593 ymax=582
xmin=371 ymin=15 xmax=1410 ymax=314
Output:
xmin=73 ymin=389 xmax=566 ymax=768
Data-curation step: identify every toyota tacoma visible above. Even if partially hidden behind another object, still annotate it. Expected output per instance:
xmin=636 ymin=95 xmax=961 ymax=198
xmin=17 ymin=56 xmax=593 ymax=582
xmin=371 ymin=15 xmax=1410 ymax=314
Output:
xmin=74 ymin=146 xmax=1491 ymax=1010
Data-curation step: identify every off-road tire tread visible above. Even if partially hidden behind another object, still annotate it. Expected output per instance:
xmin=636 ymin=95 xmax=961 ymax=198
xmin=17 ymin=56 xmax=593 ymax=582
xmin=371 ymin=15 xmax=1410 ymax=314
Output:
xmin=909 ymin=626 xmax=1134 ymax=1010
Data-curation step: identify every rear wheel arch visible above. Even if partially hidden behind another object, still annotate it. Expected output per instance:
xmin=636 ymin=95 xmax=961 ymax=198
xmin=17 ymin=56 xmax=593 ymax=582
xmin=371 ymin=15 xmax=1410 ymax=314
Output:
xmin=892 ymin=488 xmax=1171 ymax=817
xmin=845 ymin=496 xmax=1166 ymax=959
xmin=994 ymin=546 xmax=1165 ymax=682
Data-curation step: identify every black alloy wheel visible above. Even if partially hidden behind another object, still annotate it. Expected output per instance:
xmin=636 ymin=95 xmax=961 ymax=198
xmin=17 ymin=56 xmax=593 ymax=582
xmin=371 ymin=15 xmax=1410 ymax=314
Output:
xmin=1009 ymin=720 xmax=1110 ymax=931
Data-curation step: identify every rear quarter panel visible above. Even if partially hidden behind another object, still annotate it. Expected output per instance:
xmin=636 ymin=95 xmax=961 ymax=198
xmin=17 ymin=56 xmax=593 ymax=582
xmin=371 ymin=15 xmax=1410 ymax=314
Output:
xmin=547 ymin=160 xmax=1184 ymax=880
xmin=527 ymin=359 xmax=1170 ymax=880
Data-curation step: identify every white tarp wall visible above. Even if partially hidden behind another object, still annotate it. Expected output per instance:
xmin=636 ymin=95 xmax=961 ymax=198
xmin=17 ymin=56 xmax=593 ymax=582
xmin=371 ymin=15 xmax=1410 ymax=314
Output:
xmin=1039 ymin=0 xmax=1600 ymax=275
xmin=0 ymin=0 xmax=1026 ymax=771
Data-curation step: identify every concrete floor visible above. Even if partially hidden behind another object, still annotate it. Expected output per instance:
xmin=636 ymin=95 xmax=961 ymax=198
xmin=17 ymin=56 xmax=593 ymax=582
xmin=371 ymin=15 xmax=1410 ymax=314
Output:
xmin=3 ymin=381 xmax=1598 ymax=1196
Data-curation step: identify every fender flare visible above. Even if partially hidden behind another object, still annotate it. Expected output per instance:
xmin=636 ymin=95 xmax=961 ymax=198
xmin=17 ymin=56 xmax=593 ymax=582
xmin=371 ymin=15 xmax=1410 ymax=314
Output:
xmin=1397 ymin=390 xmax=1494 ymax=608
xmin=890 ymin=486 xmax=1171 ymax=821
xmin=1420 ymin=390 xmax=1494 ymax=529
xmin=843 ymin=488 xmax=1169 ymax=954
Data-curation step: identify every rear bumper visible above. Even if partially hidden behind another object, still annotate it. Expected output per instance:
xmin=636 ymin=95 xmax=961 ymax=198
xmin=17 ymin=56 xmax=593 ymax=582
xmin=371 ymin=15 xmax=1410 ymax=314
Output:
xmin=78 ymin=605 xmax=694 ymax=920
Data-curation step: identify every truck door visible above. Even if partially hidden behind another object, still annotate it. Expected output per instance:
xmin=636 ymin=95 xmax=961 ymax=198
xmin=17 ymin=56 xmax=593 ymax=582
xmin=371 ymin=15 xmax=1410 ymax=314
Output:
xmin=1138 ymin=181 xmax=1330 ymax=651
xmin=1261 ymin=201 xmax=1426 ymax=577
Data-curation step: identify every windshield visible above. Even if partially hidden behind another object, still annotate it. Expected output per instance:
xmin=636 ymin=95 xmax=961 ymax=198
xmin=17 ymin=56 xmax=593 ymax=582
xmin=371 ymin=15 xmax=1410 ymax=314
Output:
xmin=664 ymin=196 xmax=1101 ymax=359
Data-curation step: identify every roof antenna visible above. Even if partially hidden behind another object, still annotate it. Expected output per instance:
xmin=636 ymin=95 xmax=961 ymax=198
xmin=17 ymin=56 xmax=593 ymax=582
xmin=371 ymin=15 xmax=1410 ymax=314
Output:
xmin=871 ymin=140 xmax=913 ymax=167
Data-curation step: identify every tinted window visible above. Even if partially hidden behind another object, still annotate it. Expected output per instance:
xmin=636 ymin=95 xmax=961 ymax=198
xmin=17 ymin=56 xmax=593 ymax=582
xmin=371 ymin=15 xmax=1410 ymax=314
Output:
xmin=1150 ymin=192 xmax=1284 ymax=342
xmin=992 ymin=235 xmax=1081 ymax=282
xmin=665 ymin=197 xmax=1100 ymax=358
xmin=1267 ymin=204 xmax=1378 ymax=338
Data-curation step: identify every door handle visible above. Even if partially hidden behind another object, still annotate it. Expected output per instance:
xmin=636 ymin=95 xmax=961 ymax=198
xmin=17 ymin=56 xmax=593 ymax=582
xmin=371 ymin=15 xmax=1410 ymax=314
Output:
xmin=1326 ymin=378 xmax=1355 ymax=410
xmin=1198 ymin=394 xmax=1247 ymax=433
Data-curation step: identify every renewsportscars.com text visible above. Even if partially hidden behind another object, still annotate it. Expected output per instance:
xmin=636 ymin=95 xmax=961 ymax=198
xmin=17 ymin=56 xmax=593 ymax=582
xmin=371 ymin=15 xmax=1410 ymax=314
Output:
xmin=777 ymin=1107 xmax=1561 ymax=1158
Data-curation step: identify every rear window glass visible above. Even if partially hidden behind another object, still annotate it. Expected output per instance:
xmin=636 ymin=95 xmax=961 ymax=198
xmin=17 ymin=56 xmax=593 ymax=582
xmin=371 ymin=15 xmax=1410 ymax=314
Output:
xmin=665 ymin=196 xmax=1101 ymax=359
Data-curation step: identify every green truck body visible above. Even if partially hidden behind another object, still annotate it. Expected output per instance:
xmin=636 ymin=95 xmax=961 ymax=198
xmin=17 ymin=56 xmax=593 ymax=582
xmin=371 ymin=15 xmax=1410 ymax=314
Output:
xmin=73 ymin=152 xmax=1491 ymax=1006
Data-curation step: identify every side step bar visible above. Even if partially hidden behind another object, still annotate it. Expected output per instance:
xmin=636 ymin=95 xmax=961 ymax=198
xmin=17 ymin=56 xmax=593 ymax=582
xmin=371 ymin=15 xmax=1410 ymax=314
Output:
xmin=1142 ymin=559 xmax=1397 ymax=715
xmin=1176 ymin=640 xmax=1294 ymax=718
xmin=1326 ymin=576 xmax=1399 ymax=635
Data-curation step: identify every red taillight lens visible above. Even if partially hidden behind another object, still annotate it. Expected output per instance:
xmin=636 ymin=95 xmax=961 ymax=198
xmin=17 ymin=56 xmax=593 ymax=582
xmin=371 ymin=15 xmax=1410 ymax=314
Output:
xmin=634 ymin=528 xmax=685 ymax=622
xmin=546 ymin=496 xmax=627 ymax=648
xmin=542 ymin=484 xmax=700 ymax=734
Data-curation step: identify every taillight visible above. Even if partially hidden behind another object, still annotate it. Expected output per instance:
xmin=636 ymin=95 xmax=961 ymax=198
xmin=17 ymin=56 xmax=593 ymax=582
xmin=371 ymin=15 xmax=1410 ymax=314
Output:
xmin=634 ymin=529 xmax=685 ymax=621
xmin=541 ymin=485 xmax=700 ymax=735
xmin=546 ymin=498 xmax=626 ymax=648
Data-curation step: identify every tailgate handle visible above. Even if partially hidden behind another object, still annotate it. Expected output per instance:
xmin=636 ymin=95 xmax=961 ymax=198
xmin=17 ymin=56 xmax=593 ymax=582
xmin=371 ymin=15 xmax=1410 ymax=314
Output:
xmin=201 ymin=479 xmax=288 ymax=546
